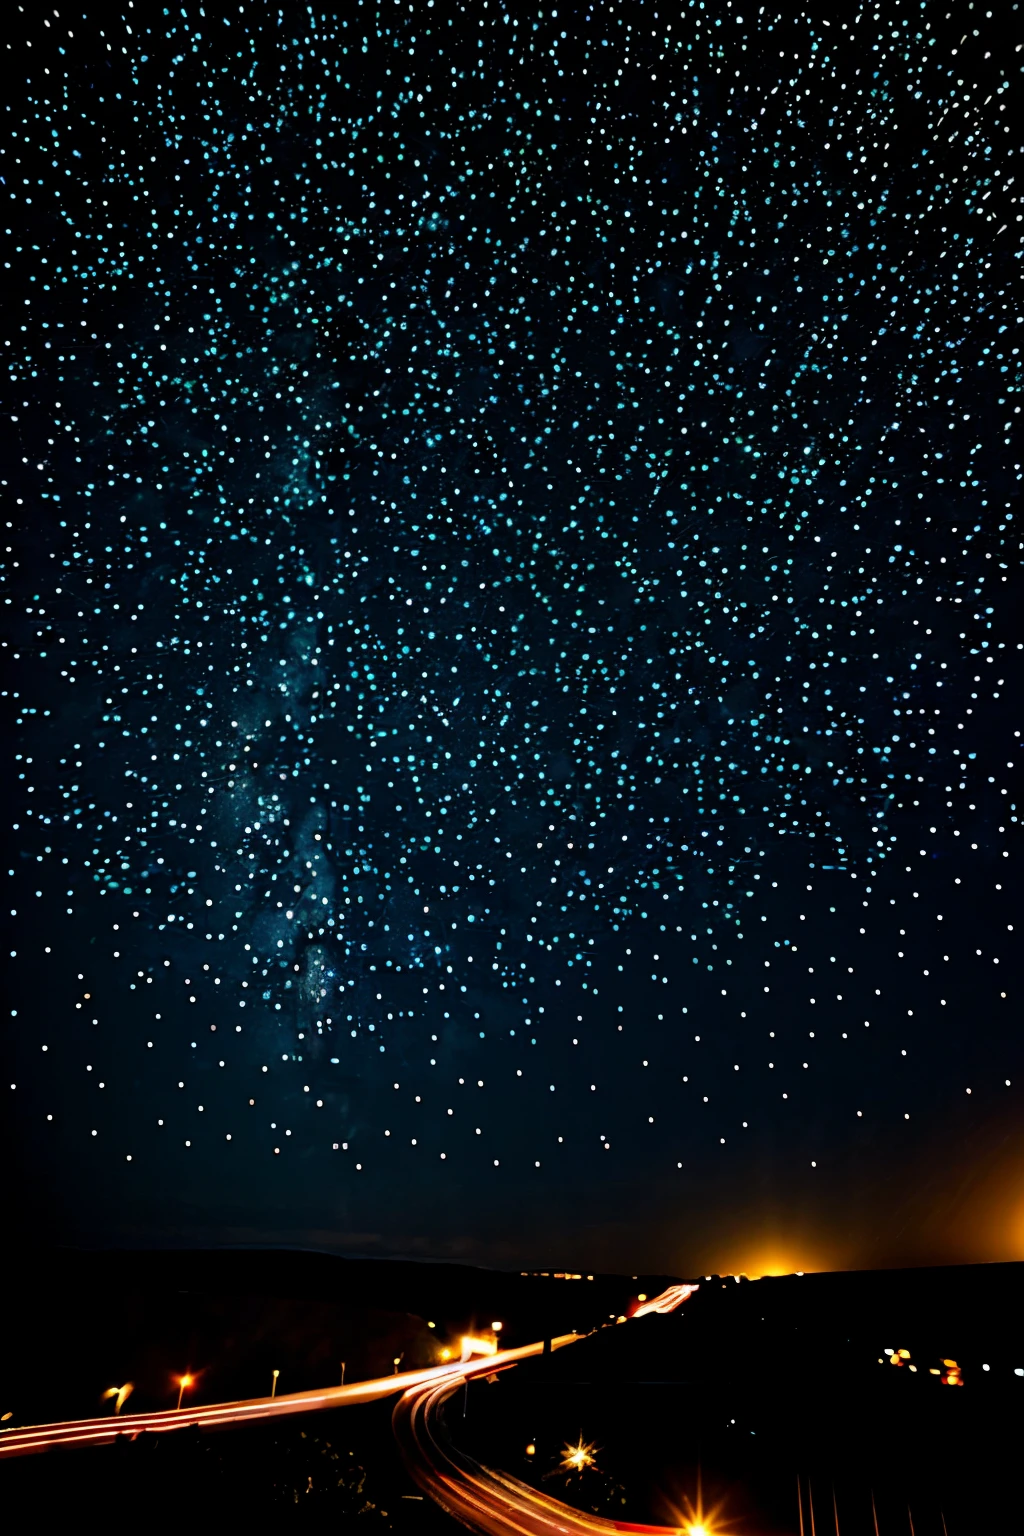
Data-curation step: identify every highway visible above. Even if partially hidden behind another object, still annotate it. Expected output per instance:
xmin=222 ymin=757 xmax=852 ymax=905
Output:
xmin=0 ymin=1356 xmax=471 ymax=1460
xmin=0 ymin=1334 xmax=584 ymax=1462
xmin=0 ymin=1285 xmax=696 ymax=1536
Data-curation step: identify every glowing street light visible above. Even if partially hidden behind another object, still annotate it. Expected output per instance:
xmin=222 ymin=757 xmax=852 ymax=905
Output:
xmin=671 ymin=1472 xmax=722 ymax=1536
xmin=102 ymin=1383 xmax=133 ymax=1415
xmin=271 ymin=1369 xmax=280 ymax=1398
xmin=559 ymin=1436 xmax=598 ymax=1475
xmin=175 ymin=1374 xmax=193 ymax=1411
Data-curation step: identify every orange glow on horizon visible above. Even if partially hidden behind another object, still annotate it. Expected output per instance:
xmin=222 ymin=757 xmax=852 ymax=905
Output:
xmin=745 ymin=1257 xmax=806 ymax=1279
xmin=716 ymin=1243 xmax=826 ymax=1280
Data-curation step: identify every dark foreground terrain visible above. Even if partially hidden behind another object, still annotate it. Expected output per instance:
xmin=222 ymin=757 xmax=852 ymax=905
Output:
xmin=463 ymin=1263 xmax=1024 ymax=1534
xmin=1 ymin=1252 xmax=1020 ymax=1532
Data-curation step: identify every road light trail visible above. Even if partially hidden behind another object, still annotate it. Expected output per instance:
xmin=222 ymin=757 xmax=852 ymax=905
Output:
xmin=0 ymin=1360 xmax=465 ymax=1460
xmin=632 ymin=1284 xmax=699 ymax=1319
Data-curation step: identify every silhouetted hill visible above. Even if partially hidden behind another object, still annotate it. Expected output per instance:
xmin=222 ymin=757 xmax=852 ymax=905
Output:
xmin=476 ymin=1261 xmax=1024 ymax=1533
xmin=4 ymin=1243 xmax=681 ymax=1336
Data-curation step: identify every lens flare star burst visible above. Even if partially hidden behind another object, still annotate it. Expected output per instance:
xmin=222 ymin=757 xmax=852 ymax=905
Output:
xmin=559 ymin=1436 xmax=600 ymax=1477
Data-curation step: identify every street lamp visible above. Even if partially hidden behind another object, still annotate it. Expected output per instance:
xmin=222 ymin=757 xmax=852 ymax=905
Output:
xmin=340 ymin=1361 xmax=346 ymax=1387
xmin=393 ymin=1355 xmax=403 ymax=1375
xmin=175 ymin=1374 xmax=193 ymax=1411
xmin=102 ymin=1383 xmax=134 ymax=1415
xmin=271 ymin=1369 xmax=280 ymax=1399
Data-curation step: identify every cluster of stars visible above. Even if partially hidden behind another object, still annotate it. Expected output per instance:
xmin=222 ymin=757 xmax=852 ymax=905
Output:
xmin=3 ymin=2 xmax=1020 ymax=1238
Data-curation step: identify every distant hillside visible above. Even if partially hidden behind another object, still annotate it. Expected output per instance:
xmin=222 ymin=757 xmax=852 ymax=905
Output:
xmin=4 ymin=1245 xmax=683 ymax=1338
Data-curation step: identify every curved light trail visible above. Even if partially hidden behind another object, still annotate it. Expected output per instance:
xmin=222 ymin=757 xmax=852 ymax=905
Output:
xmin=393 ymin=1353 xmax=683 ymax=1536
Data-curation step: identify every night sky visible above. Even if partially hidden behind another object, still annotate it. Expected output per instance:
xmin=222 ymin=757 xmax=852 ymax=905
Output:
xmin=3 ymin=0 xmax=1021 ymax=1276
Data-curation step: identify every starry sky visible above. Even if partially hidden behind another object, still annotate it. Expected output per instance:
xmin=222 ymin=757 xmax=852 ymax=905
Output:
xmin=3 ymin=0 xmax=1021 ymax=1276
